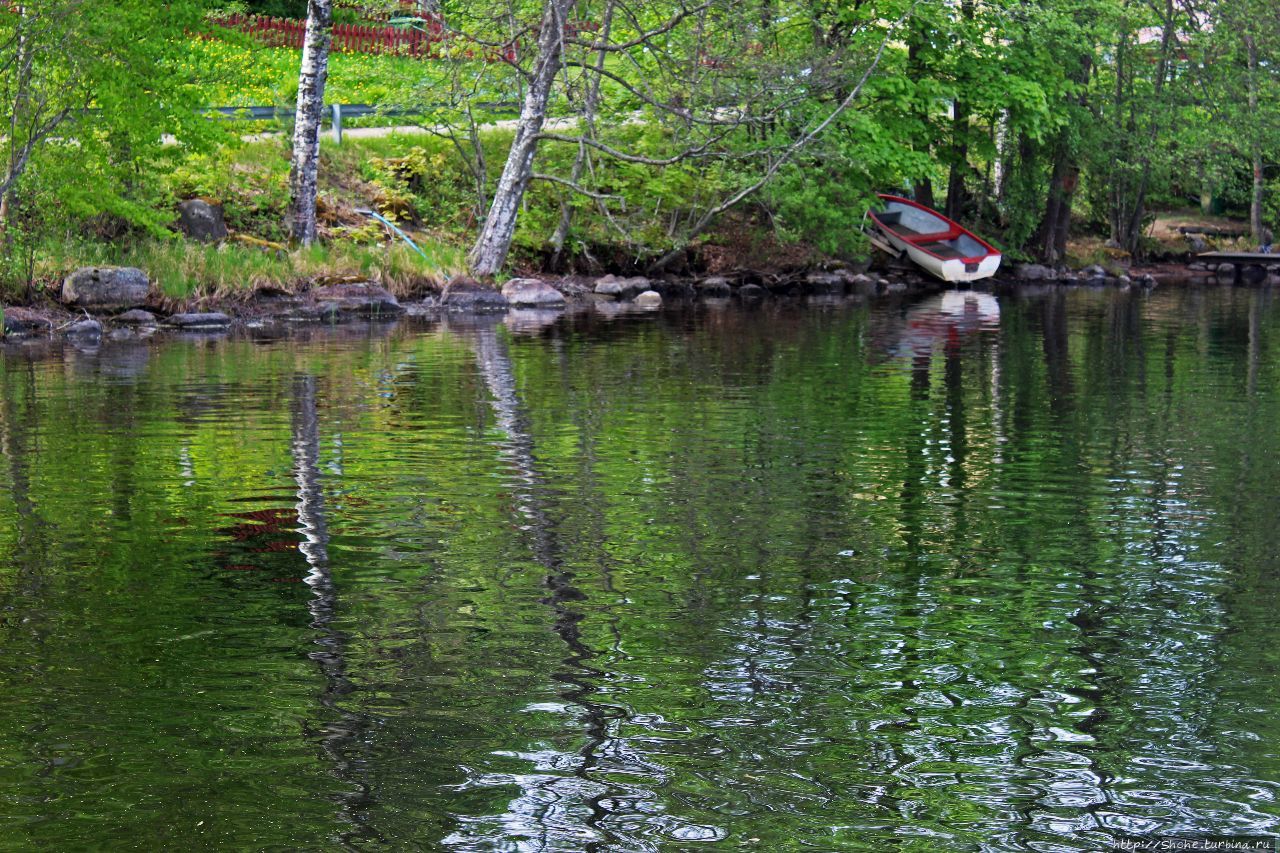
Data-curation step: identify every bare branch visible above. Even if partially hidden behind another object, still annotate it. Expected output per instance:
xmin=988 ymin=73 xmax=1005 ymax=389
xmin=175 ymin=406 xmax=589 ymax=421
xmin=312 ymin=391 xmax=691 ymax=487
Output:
xmin=531 ymin=172 xmax=619 ymax=200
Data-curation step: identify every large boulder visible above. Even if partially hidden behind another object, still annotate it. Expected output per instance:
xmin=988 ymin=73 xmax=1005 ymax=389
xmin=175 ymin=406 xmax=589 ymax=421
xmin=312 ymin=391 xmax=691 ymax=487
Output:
xmin=62 ymin=267 xmax=150 ymax=313
xmin=440 ymin=277 xmax=509 ymax=313
xmin=177 ymin=199 xmax=229 ymax=243
xmin=501 ymin=278 xmax=565 ymax=308
xmin=594 ymin=275 xmax=648 ymax=300
xmin=312 ymin=281 xmax=403 ymax=317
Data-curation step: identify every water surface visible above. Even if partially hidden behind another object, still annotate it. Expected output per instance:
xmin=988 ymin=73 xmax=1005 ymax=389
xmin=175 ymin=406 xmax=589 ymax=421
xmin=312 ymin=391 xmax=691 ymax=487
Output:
xmin=1 ymin=287 xmax=1277 ymax=850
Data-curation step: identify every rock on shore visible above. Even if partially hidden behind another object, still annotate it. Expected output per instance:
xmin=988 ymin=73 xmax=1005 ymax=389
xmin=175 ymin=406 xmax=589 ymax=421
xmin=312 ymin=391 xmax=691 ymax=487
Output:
xmin=502 ymin=278 xmax=566 ymax=308
xmin=62 ymin=267 xmax=150 ymax=313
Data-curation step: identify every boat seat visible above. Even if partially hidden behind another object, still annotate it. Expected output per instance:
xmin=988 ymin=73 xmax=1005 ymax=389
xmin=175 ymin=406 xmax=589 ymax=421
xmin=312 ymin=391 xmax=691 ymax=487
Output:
xmin=915 ymin=241 xmax=966 ymax=260
xmin=905 ymin=228 xmax=961 ymax=244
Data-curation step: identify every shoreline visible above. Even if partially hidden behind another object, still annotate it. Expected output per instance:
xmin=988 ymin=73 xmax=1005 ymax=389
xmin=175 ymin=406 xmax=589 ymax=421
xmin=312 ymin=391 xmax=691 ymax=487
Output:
xmin=2 ymin=260 xmax=1275 ymax=345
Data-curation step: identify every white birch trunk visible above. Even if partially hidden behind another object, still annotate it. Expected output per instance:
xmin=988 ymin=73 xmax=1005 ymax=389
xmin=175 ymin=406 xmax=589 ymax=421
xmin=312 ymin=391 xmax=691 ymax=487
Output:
xmin=468 ymin=0 xmax=575 ymax=277
xmin=288 ymin=0 xmax=334 ymax=246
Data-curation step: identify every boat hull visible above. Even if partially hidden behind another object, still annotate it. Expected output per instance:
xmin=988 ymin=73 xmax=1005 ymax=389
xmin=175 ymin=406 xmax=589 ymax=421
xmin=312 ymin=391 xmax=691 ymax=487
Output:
xmin=885 ymin=232 xmax=1003 ymax=282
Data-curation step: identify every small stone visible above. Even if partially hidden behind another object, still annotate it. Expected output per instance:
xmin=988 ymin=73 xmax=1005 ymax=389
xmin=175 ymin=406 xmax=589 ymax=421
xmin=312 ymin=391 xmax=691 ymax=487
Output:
xmin=1080 ymin=264 xmax=1106 ymax=279
xmin=634 ymin=290 xmax=662 ymax=309
xmin=501 ymin=278 xmax=565 ymax=308
xmin=164 ymin=312 xmax=231 ymax=329
xmin=115 ymin=309 xmax=158 ymax=326
xmin=440 ymin=277 xmax=509 ymax=313
xmin=177 ymin=199 xmax=229 ymax=243
xmin=62 ymin=267 xmax=150 ymax=312
xmin=737 ymin=284 xmax=766 ymax=301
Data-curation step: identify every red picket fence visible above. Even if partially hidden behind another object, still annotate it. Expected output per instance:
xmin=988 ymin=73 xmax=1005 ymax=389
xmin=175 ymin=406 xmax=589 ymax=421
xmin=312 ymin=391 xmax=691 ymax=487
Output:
xmin=218 ymin=13 xmax=450 ymax=59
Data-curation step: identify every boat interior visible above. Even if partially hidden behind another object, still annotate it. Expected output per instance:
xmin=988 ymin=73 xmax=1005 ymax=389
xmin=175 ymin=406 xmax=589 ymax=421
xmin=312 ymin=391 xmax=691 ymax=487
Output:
xmin=876 ymin=204 xmax=991 ymax=261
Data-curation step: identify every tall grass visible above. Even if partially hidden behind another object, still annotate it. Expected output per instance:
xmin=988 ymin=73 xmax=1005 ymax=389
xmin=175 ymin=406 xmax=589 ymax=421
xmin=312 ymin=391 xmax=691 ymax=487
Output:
xmin=38 ymin=238 xmax=467 ymax=300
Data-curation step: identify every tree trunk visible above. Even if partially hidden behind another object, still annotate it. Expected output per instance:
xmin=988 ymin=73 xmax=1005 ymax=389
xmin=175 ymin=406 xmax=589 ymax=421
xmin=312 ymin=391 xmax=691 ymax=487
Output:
xmin=288 ymin=0 xmax=334 ymax=247
xmin=944 ymin=98 xmax=969 ymax=220
xmin=469 ymin=0 xmax=575 ymax=277
xmin=1245 ymin=34 xmax=1264 ymax=240
xmin=1119 ymin=0 xmax=1175 ymax=255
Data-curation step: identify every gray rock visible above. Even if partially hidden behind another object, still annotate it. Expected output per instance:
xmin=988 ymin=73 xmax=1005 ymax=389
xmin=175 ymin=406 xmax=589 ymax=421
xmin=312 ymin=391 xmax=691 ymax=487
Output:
xmin=2 ymin=307 xmax=52 ymax=336
xmin=594 ymin=275 xmax=648 ymax=299
xmin=885 ymin=281 xmax=908 ymax=294
xmin=634 ymin=290 xmax=663 ymax=309
xmin=440 ymin=277 xmax=509 ymax=313
xmin=652 ymin=280 xmax=695 ymax=300
xmin=1188 ymin=262 xmax=1207 ymax=271
xmin=1015 ymin=263 xmax=1053 ymax=281
xmin=1188 ymin=236 xmax=1208 ymax=253
xmin=501 ymin=278 xmax=566 ymax=308
xmin=1117 ymin=275 xmax=1132 ymax=285
xmin=62 ymin=267 xmax=150 ymax=312
xmin=804 ymin=271 xmax=846 ymax=294
xmin=737 ymin=284 xmax=766 ymax=301
xmin=1080 ymin=264 xmax=1106 ymax=279
xmin=115 ymin=309 xmax=158 ymax=326
xmin=177 ymin=199 xmax=229 ymax=243
xmin=696 ymin=276 xmax=733 ymax=298
xmin=67 ymin=319 xmax=103 ymax=338
xmin=312 ymin=281 xmax=403 ymax=317
xmin=403 ymin=297 xmax=440 ymax=318
xmin=164 ymin=312 xmax=231 ymax=329
xmin=1136 ymin=274 xmax=1157 ymax=288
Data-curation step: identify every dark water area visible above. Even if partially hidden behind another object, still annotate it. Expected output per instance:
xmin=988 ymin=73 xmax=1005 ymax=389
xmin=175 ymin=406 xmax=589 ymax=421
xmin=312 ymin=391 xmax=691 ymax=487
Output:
xmin=0 ymin=286 xmax=1278 ymax=851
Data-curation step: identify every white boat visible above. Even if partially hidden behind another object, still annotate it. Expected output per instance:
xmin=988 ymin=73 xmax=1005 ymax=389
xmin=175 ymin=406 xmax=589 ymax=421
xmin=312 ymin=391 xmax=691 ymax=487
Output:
xmin=868 ymin=194 xmax=1002 ymax=282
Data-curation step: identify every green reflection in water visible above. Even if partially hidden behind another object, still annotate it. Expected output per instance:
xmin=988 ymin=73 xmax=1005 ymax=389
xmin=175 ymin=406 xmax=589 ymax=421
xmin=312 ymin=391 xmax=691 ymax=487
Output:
xmin=0 ymin=287 xmax=1277 ymax=851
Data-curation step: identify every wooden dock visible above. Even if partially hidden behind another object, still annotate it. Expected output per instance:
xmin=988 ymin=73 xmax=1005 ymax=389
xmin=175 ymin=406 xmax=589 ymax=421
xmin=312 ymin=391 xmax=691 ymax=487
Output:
xmin=1196 ymin=252 xmax=1277 ymax=284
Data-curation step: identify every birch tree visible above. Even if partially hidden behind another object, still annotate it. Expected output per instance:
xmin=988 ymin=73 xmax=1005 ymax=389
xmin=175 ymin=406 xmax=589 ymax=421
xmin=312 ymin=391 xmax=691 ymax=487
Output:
xmin=468 ymin=0 xmax=576 ymax=276
xmin=288 ymin=0 xmax=335 ymax=246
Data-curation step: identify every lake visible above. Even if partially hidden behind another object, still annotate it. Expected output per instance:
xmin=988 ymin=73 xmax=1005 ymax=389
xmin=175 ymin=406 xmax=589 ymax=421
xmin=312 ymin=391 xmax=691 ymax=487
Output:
xmin=0 ymin=286 xmax=1277 ymax=850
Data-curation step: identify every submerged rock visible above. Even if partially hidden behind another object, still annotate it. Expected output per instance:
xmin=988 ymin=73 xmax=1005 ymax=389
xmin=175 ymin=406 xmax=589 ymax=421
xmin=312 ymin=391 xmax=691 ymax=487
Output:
xmin=62 ymin=267 xmax=150 ymax=312
xmin=177 ymin=199 xmax=229 ymax=243
xmin=67 ymin=319 xmax=103 ymax=339
xmin=501 ymin=278 xmax=565 ymax=308
xmin=441 ymin=277 xmax=509 ymax=313
xmin=165 ymin=312 xmax=231 ymax=329
xmin=737 ymin=284 xmax=766 ymax=301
